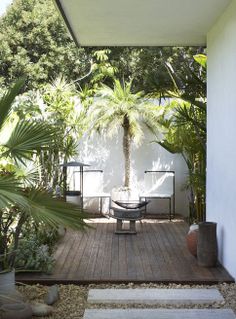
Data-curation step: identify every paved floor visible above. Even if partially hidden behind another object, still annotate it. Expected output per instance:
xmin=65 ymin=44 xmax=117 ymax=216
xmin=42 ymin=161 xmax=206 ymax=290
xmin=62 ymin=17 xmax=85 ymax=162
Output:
xmin=83 ymin=309 xmax=236 ymax=319
xmin=87 ymin=288 xmax=224 ymax=304
xmin=84 ymin=288 xmax=235 ymax=319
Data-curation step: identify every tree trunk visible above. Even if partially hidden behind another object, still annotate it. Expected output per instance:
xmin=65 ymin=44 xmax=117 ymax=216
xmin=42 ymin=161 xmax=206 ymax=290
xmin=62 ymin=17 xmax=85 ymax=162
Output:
xmin=123 ymin=116 xmax=131 ymax=188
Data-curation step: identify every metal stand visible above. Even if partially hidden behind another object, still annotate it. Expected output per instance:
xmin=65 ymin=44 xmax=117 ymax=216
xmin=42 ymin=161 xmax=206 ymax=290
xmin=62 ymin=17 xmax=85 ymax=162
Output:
xmin=140 ymin=170 xmax=176 ymax=220
xmin=60 ymin=161 xmax=90 ymax=209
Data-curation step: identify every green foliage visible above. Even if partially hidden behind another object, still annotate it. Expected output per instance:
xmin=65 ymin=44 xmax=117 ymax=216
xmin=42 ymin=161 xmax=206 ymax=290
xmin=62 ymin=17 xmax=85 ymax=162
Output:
xmin=13 ymin=76 xmax=83 ymax=189
xmin=15 ymin=235 xmax=55 ymax=273
xmin=194 ymin=54 xmax=207 ymax=68
xmin=99 ymin=47 xmax=205 ymax=95
xmin=15 ymin=222 xmax=59 ymax=273
xmin=3 ymin=121 xmax=55 ymax=163
xmin=155 ymin=55 xmax=207 ymax=223
xmin=0 ymin=79 xmax=87 ymax=272
xmin=0 ymin=0 xmax=205 ymax=96
xmin=0 ymin=77 xmax=25 ymax=130
xmin=0 ymin=0 xmax=90 ymax=90
xmin=0 ymin=175 xmax=28 ymax=210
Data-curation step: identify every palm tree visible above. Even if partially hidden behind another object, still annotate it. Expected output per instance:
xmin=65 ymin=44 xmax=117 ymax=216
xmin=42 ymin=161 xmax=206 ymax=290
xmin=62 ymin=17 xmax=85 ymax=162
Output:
xmin=0 ymin=78 xmax=87 ymax=271
xmin=89 ymin=79 xmax=162 ymax=188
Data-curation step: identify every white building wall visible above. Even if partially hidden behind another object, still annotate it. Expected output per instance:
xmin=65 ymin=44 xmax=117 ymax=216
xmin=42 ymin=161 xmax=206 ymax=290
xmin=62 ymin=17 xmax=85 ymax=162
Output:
xmin=72 ymin=129 xmax=189 ymax=216
xmin=207 ymin=0 xmax=236 ymax=279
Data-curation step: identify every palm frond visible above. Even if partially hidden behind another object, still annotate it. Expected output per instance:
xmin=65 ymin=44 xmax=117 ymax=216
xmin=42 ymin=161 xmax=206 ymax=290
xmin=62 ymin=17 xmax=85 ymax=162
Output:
xmin=0 ymin=175 xmax=29 ymax=210
xmin=0 ymin=78 xmax=25 ymax=131
xmin=26 ymin=189 xmax=87 ymax=230
xmin=156 ymin=141 xmax=182 ymax=154
xmin=3 ymin=121 xmax=55 ymax=163
xmin=15 ymin=162 xmax=40 ymax=187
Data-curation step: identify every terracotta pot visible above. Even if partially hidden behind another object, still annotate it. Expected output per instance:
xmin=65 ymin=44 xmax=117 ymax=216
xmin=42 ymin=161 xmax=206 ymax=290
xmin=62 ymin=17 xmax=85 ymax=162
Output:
xmin=186 ymin=224 xmax=199 ymax=257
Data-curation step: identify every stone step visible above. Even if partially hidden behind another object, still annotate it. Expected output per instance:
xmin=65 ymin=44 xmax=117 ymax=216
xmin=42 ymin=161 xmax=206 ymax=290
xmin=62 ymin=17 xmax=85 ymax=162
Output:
xmin=83 ymin=309 xmax=236 ymax=319
xmin=88 ymin=288 xmax=224 ymax=305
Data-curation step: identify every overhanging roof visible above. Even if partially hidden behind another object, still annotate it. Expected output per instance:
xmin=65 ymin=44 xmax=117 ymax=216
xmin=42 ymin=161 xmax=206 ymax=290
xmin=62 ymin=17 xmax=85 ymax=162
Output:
xmin=54 ymin=0 xmax=231 ymax=47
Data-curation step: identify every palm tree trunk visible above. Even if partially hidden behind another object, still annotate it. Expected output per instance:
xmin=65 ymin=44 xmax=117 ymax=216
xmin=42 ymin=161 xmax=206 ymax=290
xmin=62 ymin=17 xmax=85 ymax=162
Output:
xmin=123 ymin=116 xmax=131 ymax=188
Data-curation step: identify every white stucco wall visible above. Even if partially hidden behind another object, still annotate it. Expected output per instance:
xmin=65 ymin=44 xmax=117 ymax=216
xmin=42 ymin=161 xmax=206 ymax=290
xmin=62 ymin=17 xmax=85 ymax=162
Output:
xmin=207 ymin=0 xmax=236 ymax=279
xmin=69 ymin=128 xmax=189 ymax=216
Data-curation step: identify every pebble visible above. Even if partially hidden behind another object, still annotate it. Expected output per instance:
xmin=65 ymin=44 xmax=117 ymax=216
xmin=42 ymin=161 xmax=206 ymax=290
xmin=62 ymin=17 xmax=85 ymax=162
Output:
xmin=44 ymin=285 xmax=59 ymax=305
xmin=31 ymin=303 xmax=53 ymax=317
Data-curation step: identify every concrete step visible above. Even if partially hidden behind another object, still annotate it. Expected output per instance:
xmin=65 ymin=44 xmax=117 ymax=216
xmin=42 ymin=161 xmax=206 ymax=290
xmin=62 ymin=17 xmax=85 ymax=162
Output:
xmin=88 ymin=288 xmax=224 ymax=305
xmin=83 ymin=309 xmax=236 ymax=319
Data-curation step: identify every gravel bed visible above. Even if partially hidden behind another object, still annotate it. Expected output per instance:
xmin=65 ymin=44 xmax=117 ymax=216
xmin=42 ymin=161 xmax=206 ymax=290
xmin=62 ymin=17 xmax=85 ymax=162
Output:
xmin=18 ymin=282 xmax=236 ymax=319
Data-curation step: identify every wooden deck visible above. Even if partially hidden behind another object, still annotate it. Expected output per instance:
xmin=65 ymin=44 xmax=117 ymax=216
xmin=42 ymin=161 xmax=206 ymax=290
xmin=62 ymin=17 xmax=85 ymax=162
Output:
xmin=17 ymin=218 xmax=234 ymax=284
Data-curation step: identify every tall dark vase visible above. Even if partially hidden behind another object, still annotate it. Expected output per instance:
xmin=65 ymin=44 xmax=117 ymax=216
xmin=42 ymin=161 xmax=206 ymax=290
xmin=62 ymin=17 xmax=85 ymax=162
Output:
xmin=197 ymin=222 xmax=218 ymax=267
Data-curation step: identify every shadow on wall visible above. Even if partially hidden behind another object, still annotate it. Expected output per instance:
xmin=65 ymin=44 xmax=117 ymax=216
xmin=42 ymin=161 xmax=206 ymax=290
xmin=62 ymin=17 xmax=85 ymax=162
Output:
xmin=72 ymin=129 xmax=189 ymax=216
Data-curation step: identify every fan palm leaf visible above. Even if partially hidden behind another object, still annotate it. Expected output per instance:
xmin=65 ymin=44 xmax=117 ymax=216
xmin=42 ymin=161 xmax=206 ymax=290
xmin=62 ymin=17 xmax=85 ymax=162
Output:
xmin=0 ymin=78 xmax=25 ymax=131
xmin=0 ymin=175 xmax=29 ymax=210
xmin=3 ymin=121 xmax=55 ymax=163
xmin=25 ymin=189 xmax=87 ymax=230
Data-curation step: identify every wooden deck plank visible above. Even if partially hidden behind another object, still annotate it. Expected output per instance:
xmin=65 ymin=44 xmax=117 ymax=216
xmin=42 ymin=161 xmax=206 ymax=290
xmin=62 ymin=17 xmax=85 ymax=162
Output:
xmin=126 ymin=234 xmax=138 ymax=281
xmin=101 ymin=222 xmax=114 ymax=280
xmin=132 ymin=222 xmax=153 ymax=280
xmin=138 ymin=222 xmax=155 ymax=280
xmin=148 ymin=222 xmax=174 ymax=280
xmin=84 ymin=222 xmax=104 ymax=280
xmin=162 ymin=222 xmax=195 ymax=280
xmin=93 ymin=222 xmax=108 ymax=280
xmin=66 ymin=229 xmax=90 ymax=280
xmin=110 ymin=223 xmax=119 ymax=279
xmin=52 ymin=229 xmax=78 ymax=275
xmin=142 ymin=222 xmax=163 ymax=279
xmin=16 ymin=219 xmax=234 ymax=284
xmin=118 ymin=234 xmax=128 ymax=280
xmin=75 ymin=225 xmax=97 ymax=279
xmin=151 ymin=222 xmax=180 ymax=280
xmin=129 ymin=225 xmax=145 ymax=281
xmin=58 ymin=230 xmax=84 ymax=278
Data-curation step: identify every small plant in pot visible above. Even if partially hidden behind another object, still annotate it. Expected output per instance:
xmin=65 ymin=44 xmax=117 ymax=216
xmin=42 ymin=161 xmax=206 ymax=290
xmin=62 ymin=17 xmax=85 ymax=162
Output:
xmin=0 ymin=79 xmax=87 ymax=312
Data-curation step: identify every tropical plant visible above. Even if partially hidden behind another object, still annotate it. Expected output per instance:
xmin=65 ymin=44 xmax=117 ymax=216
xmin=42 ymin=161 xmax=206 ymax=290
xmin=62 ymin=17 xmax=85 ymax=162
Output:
xmin=154 ymin=54 xmax=207 ymax=222
xmin=13 ymin=76 xmax=84 ymax=193
xmin=0 ymin=78 xmax=87 ymax=272
xmin=89 ymin=79 xmax=162 ymax=188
